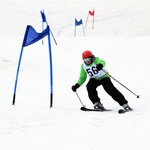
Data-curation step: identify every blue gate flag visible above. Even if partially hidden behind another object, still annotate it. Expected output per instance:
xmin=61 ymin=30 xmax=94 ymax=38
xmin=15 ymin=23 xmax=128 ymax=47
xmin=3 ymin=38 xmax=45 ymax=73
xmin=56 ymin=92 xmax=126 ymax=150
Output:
xmin=40 ymin=10 xmax=47 ymax=23
xmin=74 ymin=18 xmax=85 ymax=37
xmin=13 ymin=25 xmax=53 ymax=108
xmin=75 ymin=19 xmax=83 ymax=26
xmin=40 ymin=10 xmax=57 ymax=45
xmin=22 ymin=25 xmax=49 ymax=47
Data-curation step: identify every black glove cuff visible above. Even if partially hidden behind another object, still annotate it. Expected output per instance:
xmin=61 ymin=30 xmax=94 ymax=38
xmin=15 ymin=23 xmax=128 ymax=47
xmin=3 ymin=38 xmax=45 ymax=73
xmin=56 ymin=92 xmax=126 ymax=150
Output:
xmin=71 ymin=83 xmax=80 ymax=92
xmin=74 ymin=83 xmax=80 ymax=89
xmin=96 ymin=64 xmax=103 ymax=70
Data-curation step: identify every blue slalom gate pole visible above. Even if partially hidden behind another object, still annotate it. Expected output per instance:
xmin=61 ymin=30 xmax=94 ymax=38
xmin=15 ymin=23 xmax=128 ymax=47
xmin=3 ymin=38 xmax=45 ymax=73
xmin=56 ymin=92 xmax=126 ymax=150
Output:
xmin=47 ymin=26 xmax=53 ymax=107
xmin=82 ymin=24 xmax=85 ymax=36
xmin=74 ymin=23 xmax=76 ymax=37
xmin=13 ymin=25 xmax=53 ymax=107
xmin=12 ymin=46 xmax=24 ymax=105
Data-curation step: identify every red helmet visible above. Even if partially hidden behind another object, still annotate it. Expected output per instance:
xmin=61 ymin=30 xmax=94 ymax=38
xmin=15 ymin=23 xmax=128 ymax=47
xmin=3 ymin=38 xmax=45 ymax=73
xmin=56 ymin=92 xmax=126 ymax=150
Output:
xmin=82 ymin=50 xmax=93 ymax=58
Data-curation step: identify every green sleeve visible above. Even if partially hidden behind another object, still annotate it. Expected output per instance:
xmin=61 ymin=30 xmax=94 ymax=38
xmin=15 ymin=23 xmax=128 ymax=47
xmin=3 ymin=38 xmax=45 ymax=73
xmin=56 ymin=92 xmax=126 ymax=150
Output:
xmin=77 ymin=64 xmax=87 ymax=86
xmin=94 ymin=57 xmax=106 ymax=67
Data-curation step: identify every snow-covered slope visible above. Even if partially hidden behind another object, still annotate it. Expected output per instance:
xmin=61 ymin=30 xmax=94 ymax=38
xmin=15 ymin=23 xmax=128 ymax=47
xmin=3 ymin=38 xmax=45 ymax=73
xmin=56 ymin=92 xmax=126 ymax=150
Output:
xmin=0 ymin=0 xmax=150 ymax=150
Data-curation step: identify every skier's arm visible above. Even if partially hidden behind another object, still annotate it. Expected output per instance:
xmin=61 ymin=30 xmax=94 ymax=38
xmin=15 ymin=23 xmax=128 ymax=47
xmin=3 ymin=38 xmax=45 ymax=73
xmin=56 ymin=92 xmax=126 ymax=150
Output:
xmin=94 ymin=57 xmax=106 ymax=67
xmin=71 ymin=65 xmax=87 ymax=92
xmin=77 ymin=64 xmax=87 ymax=86
xmin=95 ymin=57 xmax=106 ymax=70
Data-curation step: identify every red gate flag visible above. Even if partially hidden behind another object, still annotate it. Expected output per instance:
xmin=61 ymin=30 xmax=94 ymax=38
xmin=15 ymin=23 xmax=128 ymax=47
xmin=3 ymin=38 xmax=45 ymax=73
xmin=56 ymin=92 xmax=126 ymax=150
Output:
xmin=85 ymin=9 xmax=95 ymax=29
xmin=89 ymin=10 xmax=95 ymax=16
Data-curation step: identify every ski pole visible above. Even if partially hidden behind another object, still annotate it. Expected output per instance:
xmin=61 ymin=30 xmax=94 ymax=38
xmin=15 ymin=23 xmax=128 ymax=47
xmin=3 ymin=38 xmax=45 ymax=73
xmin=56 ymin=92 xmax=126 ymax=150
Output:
xmin=75 ymin=91 xmax=86 ymax=107
xmin=102 ymin=69 xmax=140 ymax=98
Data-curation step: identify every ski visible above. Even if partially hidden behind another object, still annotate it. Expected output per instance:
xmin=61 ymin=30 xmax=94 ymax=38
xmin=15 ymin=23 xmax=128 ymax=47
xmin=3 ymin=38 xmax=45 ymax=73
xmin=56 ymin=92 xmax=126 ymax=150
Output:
xmin=81 ymin=106 xmax=133 ymax=113
xmin=118 ymin=109 xmax=133 ymax=114
xmin=80 ymin=106 xmax=112 ymax=112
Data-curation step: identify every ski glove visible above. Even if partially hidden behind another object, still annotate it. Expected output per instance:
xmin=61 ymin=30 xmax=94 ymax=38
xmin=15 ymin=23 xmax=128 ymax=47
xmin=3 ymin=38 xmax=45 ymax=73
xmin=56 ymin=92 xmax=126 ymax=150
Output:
xmin=96 ymin=64 xmax=103 ymax=70
xmin=72 ymin=83 xmax=80 ymax=92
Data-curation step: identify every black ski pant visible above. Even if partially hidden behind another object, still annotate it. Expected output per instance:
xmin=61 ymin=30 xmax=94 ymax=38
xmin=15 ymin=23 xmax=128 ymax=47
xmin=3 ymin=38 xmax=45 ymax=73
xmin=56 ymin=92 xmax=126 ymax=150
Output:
xmin=86 ymin=77 xmax=128 ymax=106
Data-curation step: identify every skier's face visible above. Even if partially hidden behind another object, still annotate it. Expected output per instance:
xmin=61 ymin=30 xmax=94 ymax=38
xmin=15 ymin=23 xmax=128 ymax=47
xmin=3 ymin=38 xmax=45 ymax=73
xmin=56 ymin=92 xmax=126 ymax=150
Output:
xmin=83 ymin=57 xmax=92 ymax=65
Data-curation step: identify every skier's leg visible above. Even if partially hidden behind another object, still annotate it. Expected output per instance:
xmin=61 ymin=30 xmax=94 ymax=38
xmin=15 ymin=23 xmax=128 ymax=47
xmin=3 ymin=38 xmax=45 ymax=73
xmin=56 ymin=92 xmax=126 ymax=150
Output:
xmin=86 ymin=78 xmax=101 ymax=104
xmin=101 ymin=77 xmax=128 ymax=106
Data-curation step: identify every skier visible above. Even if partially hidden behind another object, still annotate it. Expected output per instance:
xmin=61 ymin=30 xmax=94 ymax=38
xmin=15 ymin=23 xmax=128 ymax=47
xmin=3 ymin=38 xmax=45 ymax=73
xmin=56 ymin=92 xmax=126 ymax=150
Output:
xmin=71 ymin=50 xmax=132 ymax=111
